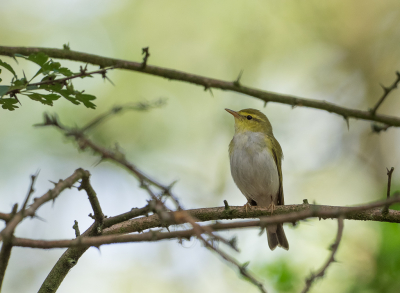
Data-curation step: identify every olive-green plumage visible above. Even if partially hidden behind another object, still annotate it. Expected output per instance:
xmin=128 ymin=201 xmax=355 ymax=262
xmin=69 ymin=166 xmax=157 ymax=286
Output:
xmin=226 ymin=108 xmax=289 ymax=251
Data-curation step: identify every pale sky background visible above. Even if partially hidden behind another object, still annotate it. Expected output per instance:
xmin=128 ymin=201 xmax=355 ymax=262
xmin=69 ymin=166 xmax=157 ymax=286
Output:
xmin=1 ymin=1 xmax=400 ymax=293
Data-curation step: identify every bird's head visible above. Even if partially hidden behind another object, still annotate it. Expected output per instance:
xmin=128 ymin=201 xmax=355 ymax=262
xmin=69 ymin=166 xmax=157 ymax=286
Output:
xmin=225 ymin=108 xmax=273 ymax=135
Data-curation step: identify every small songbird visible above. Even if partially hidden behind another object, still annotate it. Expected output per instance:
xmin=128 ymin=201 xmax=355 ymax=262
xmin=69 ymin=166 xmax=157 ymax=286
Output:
xmin=226 ymin=108 xmax=289 ymax=251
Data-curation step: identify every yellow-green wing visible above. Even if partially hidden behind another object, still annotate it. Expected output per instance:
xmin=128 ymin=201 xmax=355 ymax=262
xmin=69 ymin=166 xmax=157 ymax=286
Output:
xmin=270 ymin=136 xmax=284 ymax=205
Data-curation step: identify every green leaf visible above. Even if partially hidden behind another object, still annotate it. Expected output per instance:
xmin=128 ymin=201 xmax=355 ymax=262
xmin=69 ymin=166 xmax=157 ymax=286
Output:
xmin=0 ymin=59 xmax=17 ymax=78
xmin=25 ymin=93 xmax=60 ymax=106
xmin=26 ymin=85 xmax=39 ymax=91
xmin=38 ymin=60 xmax=61 ymax=76
xmin=59 ymin=90 xmax=80 ymax=105
xmin=0 ymin=98 xmax=19 ymax=111
xmin=75 ymin=92 xmax=96 ymax=109
xmin=0 ymin=85 xmax=10 ymax=97
xmin=40 ymin=83 xmax=63 ymax=92
xmin=12 ymin=77 xmax=28 ymax=87
xmin=56 ymin=67 xmax=73 ymax=76
xmin=26 ymin=52 xmax=49 ymax=66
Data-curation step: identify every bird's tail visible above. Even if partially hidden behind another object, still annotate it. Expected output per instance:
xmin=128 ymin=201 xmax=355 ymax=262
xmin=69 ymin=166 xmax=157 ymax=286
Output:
xmin=266 ymin=224 xmax=289 ymax=251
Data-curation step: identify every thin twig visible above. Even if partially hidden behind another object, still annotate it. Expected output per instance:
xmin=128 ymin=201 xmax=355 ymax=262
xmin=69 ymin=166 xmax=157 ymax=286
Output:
xmin=78 ymin=173 xmax=104 ymax=233
xmin=5 ymin=67 xmax=113 ymax=97
xmin=1 ymin=46 xmax=400 ymax=126
xmin=382 ymin=167 xmax=395 ymax=215
xmin=72 ymin=220 xmax=80 ymax=237
xmin=80 ymin=100 xmax=166 ymax=132
xmin=38 ymin=201 xmax=153 ymax=293
xmin=21 ymin=170 xmax=39 ymax=214
xmin=301 ymin=217 xmax=344 ymax=293
xmin=0 ymin=169 xmax=87 ymax=290
xmin=37 ymin=110 xmax=252 ymax=290
xmin=370 ymin=71 xmax=400 ymax=115
xmin=141 ymin=47 xmax=150 ymax=69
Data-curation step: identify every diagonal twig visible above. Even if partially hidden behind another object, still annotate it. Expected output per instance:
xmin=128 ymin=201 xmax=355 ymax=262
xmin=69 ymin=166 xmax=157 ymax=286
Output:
xmin=78 ymin=172 xmax=104 ymax=234
xmin=370 ymin=71 xmax=400 ymax=115
xmin=301 ymin=217 xmax=344 ymax=293
xmin=0 ymin=169 xmax=87 ymax=291
xmin=36 ymin=110 xmax=256 ymax=291
xmin=38 ymin=201 xmax=154 ymax=293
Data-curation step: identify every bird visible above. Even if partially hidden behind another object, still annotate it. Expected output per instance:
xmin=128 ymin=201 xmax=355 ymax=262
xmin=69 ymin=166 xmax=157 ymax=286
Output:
xmin=225 ymin=108 xmax=289 ymax=251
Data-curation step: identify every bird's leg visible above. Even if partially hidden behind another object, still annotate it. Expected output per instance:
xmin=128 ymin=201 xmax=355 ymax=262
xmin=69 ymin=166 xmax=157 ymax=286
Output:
xmin=267 ymin=196 xmax=276 ymax=214
xmin=243 ymin=200 xmax=253 ymax=214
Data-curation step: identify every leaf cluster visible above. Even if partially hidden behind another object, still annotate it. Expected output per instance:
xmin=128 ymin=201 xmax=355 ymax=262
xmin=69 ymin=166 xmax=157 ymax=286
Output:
xmin=0 ymin=52 xmax=100 ymax=111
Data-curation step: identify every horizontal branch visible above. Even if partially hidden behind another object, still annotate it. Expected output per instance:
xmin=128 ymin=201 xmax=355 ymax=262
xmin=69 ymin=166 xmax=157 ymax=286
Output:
xmin=104 ymin=195 xmax=400 ymax=236
xmin=1 ymin=46 xmax=400 ymax=126
xmin=12 ymin=195 xmax=400 ymax=249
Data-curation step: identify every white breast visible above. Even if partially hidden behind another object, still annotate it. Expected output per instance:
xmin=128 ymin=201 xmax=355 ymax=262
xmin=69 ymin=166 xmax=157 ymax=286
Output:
xmin=230 ymin=131 xmax=279 ymax=206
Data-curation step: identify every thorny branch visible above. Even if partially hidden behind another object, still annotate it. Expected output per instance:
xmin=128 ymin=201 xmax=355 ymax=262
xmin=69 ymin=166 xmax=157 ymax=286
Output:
xmin=1 ymin=46 xmax=400 ymax=127
xmin=78 ymin=173 xmax=104 ymax=234
xmin=370 ymin=71 xmax=400 ymax=115
xmin=0 ymin=169 xmax=88 ymax=291
xmin=4 ymin=66 xmax=114 ymax=98
xmin=11 ymin=194 xmax=400 ymax=250
xmin=35 ymin=109 xmax=263 ymax=292
xmin=38 ymin=201 xmax=153 ymax=293
xmin=301 ymin=217 xmax=344 ymax=293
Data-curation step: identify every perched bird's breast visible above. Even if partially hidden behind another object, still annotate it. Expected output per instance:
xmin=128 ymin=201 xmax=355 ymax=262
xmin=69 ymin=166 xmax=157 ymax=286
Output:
xmin=229 ymin=131 xmax=280 ymax=206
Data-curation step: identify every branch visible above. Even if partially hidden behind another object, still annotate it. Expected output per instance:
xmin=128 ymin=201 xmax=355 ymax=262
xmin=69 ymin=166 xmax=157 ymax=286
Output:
xmin=301 ymin=217 xmax=344 ymax=293
xmin=12 ymin=195 xmax=400 ymax=249
xmin=4 ymin=66 xmax=113 ymax=97
xmin=0 ymin=169 xmax=87 ymax=291
xmin=102 ymin=195 xmax=400 ymax=237
xmin=78 ymin=173 xmax=104 ymax=233
xmin=37 ymin=110 xmax=266 ymax=290
xmin=1 ymin=46 xmax=400 ymax=126
xmin=370 ymin=71 xmax=400 ymax=115
xmin=38 ymin=202 xmax=152 ymax=293
xmin=382 ymin=167 xmax=395 ymax=215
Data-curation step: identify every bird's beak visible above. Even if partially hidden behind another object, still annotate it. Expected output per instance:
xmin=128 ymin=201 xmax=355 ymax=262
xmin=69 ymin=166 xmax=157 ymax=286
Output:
xmin=225 ymin=108 xmax=240 ymax=118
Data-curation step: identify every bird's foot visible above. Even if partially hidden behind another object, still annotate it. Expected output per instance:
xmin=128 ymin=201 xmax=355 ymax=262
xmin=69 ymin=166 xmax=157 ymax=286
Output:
xmin=243 ymin=201 xmax=252 ymax=214
xmin=267 ymin=202 xmax=276 ymax=214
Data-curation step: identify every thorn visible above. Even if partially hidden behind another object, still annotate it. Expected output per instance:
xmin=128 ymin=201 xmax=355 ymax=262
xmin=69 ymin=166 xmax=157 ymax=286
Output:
xmin=72 ymin=220 xmax=80 ymax=237
xmin=303 ymin=199 xmax=309 ymax=204
xmin=141 ymin=47 xmax=150 ymax=69
xmin=242 ymin=261 xmax=250 ymax=269
xmin=33 ymin=214 xmax=46 ymax=222
xmin=233 ymin=70 xmax=244 ymax=87
xmin=166 ymin=180 xmax=178 ymax=192
xmin=208 ymin=88 xmax=214 ymax=97
xmin=343 ymin=116 xmax=349 ymax=130
xmin=223 ymin=200 xmax=230 ymax=211
xmin=264 ymin=101 xmax=268 ymax=108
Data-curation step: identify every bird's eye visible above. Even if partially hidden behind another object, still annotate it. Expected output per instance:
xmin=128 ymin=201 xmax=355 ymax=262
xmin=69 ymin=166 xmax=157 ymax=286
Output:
xmin=247 ymin=115 xmax=253 ymax=120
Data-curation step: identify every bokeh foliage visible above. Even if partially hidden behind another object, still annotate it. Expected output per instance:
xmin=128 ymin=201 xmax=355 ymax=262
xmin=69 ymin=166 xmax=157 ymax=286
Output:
xmin=1 ymin=1 xmax=400 ymax=293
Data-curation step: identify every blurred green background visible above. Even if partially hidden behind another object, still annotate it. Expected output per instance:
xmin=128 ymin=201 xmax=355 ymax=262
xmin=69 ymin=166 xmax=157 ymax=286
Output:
xmin=1 ymin=1 xmax=400 ymax=292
